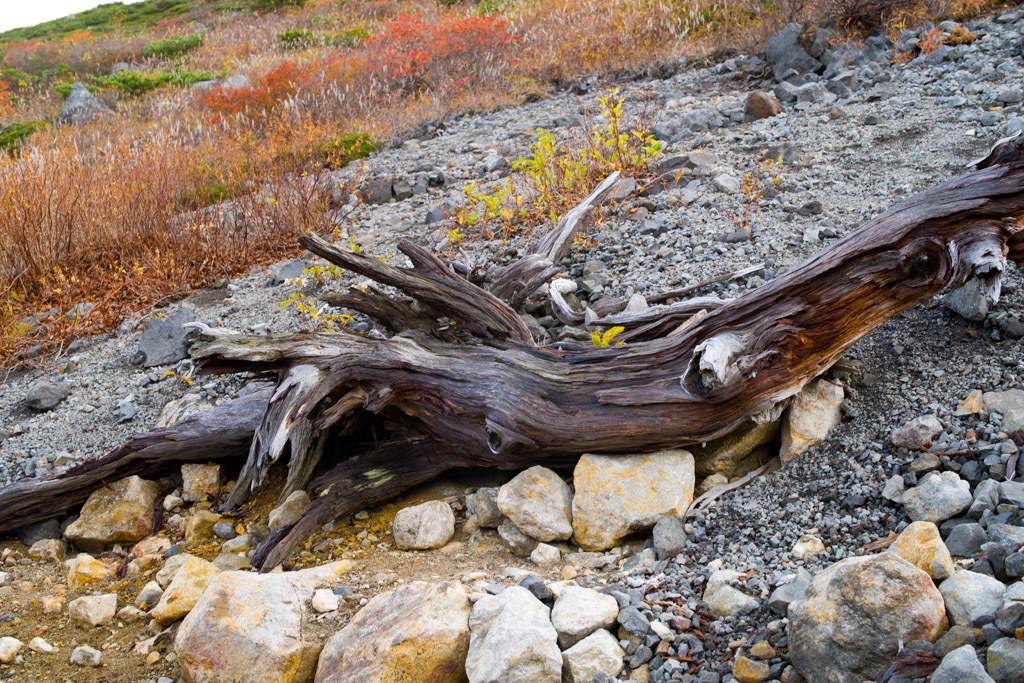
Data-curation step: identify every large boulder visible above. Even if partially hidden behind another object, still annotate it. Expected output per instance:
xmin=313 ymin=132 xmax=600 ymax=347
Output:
xmin=779 ymin=379 xmax=844 ymax=463
xmin=57 ymin=84 xmax=112 ymax=125
xmin=63 ymin=476 xmax=161 ymax=552
xmin=764 ymin=23 xmax=821 ymax=81
xmin=392 ymin=500 xmax=456 ymax=550
xmin=550 ymin=586 xmax=619 ymax=648
xmin=496 ymin=466 xmax=573 ymax=542
xmin=175 ymin=561 xmax=354 ymax=682
xmin=316 ymin=581 xmax=470 ymax=682
xmin=788 ymin=553 xmax=948 ymax=683
xmin=25 ymin=380 xmax=71 ymax=412
xmin=572 ymin=450 xmax=694 ymax=551
xmin=466 ymin=585 xmax=561 ymax=683
xmin=939 ymin=570 xmax=1006 ymax=626
xmin=987 ymin=637 xmax=1024 ymax=683
xmin=932 ymin=644 xmax=994 ymax=683
xmin=689 ymin=419 xmax=779 ymax=478
xmin=561 ymin=629 xmax=625 ymax=683
xmin=137 ymin=305 xmax=195 ymax=367
xmin=903 ymin=472 xmax=972 ymax=524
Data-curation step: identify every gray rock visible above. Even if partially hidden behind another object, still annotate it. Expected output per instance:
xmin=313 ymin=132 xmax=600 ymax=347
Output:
xmin=969 ymin=480 xmax=1001 ymax=520
xmin=987 ymin=524 xmax=1024 ymax=551
xmin=882 ymin=474 xmax=905 ymax=503
xmin=484 ymin=154 xmax=507 ymax=173
xmin=138 ymin=306 xmax=196 ymax=367
xmin=903 ymin=471 xmax=973 ymax=523
xmin=704 ymin=570 xmax=758 ymax=617
xmin=939 ymin=570 xmax=1007 ymax=626
xmin=944 ymin=279 xmax=995 ymax=322
xmin=425 ymin=208 xmax=446 ymax=224
xmin=363 ymin=177 xmax=393 ymax=205
xmin=393 ymin=500 xmax=455 ymax=550
xmin=69 ymin=593 xmax=117 ymax=627
xmin=498 ymin=518 xmax=538 ymax=557
xmin=25 ymin=380 xmax=71 ymax=412
xmin=13 ymin=518 xmax=61 ymax=546
xmin=891 ymin=415 xmax=944 ymax=449
xmin=932 ymin=644 xmax=994 ymax=683
xmin=983 ymin=390 xmax=1024 ymax=431
xmin=789 ymin=554 xmax=947 ymax=683
xmin=57 ymin=84 xmax=112 ymax=126
xmin=946 ymin=524 xmax=988 ymax=557
xmin=272 ymin=259 xmax=306 ymax=284
xmin=996 ymin=87 xmax=1024 ymax=104
xmin=1000 ymin=481 xmax=1024 ymax=508
xmin=496 ymin=466 xmax=573 ymax=542
xmin=764 ymin=23 xmax=820 ymax=81
xmin=652 ymin=516 xmax=686 ymax=561
xmin=768 ymin=568 xmax=811 ymax=615
xmin=713 ymin=173 xmax=741 ymax=193
xmin=987 ymin=637 xmax=1024 ymax=683
xmin=466 ymin=586 xmax=561 ymax=683
xmin=616 ymin=606 xmax=650 ymax=637
xmin=268 ymin=490 xmax=310 ymax=530
xmin=70 ymin=645 xmax=102 ymax=667
xmin=561 ymin=629 xmax=625 ymax=683
xmin=550 ymin=586 xmax=619 ymax=648
xmin=530 ymin=543 xmax=560 ymax=567
xmin=466 ymin=487 xmax=503 ymax=527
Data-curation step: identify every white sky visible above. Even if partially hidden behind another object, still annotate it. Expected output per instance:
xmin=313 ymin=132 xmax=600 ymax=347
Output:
xmin=0 ymin=0 xmax=149 ymax=34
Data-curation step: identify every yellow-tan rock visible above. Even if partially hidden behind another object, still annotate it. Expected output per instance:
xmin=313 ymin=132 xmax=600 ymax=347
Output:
xmin=175 ymin=561 xmax=354 ymax=682
xmin=181 ymin=463 xmax=221 ymax=502
xmin=184 ymin=510 xmax=220 ymax=546
xmin=780 ymin=380 xmax=844 ymax=463
xmin=892 ymin=521 xmax=954 ymax=580
xmin=572 ymin=450 xmax=694 ymax=551
xmin=315 ymin=581 xmax=470 ymax=682
xmin=733 ymin=655 xmax=770 ymax=683
xmin=151 ymin=555 xmax=222 ymax=624
xmin=689 ymin=419 xmax=780 ymax=478
xmin=63 ymin=476 xmax=161 ymax=552
xmin=66 ymin=553 xmax=116 ymax=589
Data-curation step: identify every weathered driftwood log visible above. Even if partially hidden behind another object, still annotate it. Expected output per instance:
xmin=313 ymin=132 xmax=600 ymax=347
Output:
xmin=4 ymin=139 xmax=1024 ymax=570
xmin=0 ymin=388 xmax=272 ymax=532
xmin=188 ymin=149 xmax=1024 ymax=570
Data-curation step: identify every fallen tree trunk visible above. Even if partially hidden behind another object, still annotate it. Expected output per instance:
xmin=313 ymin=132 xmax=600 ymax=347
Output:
xmin=193 ymin=151 xmax=1024 ymax=570
xmin=0 ymin=388 xmax=272 ymax=533
xmin=5 ymin=141 xmax=1024 ymax=569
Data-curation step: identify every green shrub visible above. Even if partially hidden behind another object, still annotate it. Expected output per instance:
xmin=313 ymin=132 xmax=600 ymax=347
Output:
xmin=252 ymin=0 xmax=307 ymax=9
xmin=88 ymin=68 xmax=218 ymax=96
xmin=143 ymin=32 xmax=205 ymax=58
xmin=182 ymin=180 xmax=231 ymax=208
xmin=0 ymin=120 xmax=44 ymax=156
xmin=54 ymin=81 xmax=99 ymax=99
xmin=277 ymin=29 xmax=319 ymax=49
xmin=328 ymin=27 xmax=369 ymax=47
xmin=315 ymin=132 xmax=379 ymax=168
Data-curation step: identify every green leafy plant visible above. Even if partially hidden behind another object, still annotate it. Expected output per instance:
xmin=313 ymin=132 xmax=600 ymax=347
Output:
xmin=0 ymin=120 xmax=44 ymax=156
xmin=143 ymin=32 xmax=205 ymax=58
xmin=277 ymin=29 xmax=318 ymax=49
xmin=315 ymin=132 xmax=379 ymax=168
xmin=252 ymin=0 xmax=307 ymax=9
xmin=89 ymin=67 xmax=219 ymax=96
xmin=590 ymin=326 xmax=625 ymax=348
xmin=328 ymin=27 xmax=369 ymax=47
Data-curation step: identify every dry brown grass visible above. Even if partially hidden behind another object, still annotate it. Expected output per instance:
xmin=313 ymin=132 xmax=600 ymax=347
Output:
xmin=0 ymin=0 xmax=1012 ymax=363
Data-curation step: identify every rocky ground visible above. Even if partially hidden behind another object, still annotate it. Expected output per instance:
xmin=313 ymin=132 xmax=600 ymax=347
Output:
xmin=2 ymin=7 xmax=1024 ymax=683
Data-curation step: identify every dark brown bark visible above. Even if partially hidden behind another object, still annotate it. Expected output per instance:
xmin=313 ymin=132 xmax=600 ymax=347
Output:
xmin=0 ymin=388 xmax=271 ymax=533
